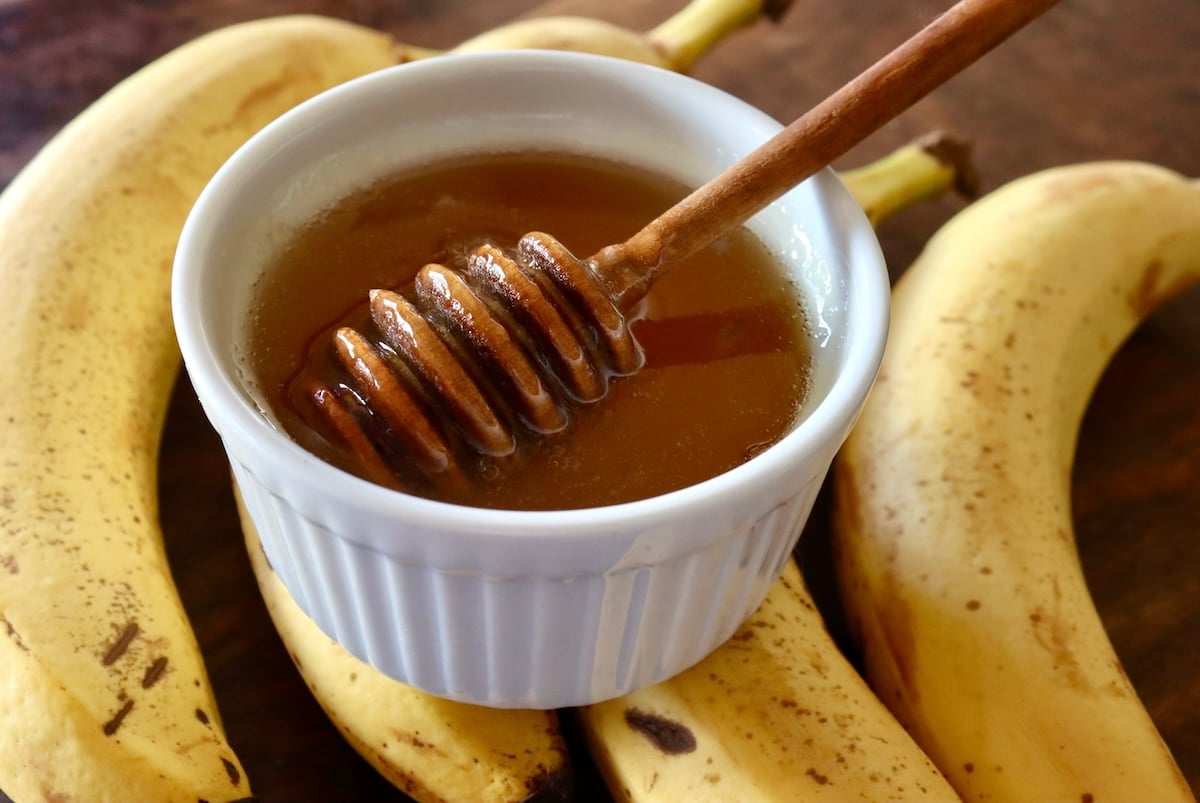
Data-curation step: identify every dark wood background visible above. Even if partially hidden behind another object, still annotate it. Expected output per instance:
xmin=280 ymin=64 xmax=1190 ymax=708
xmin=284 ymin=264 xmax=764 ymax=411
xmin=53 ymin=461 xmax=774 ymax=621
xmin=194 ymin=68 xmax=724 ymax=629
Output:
xmin=3 ymin=0 xmax=1197 ymax=800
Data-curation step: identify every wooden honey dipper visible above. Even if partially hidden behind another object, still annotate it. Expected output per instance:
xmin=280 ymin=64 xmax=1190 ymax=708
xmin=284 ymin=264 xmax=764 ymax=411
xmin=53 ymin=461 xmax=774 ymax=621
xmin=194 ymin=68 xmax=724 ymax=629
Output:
xmin=307 ymin=0 xmax=1060 ymax=488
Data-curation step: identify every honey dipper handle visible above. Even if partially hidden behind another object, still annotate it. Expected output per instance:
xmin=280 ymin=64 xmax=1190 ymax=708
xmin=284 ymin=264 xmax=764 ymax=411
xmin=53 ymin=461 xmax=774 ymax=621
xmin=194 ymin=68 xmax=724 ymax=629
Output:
xmin=591 ymin=0 xmax=1060 ymax=307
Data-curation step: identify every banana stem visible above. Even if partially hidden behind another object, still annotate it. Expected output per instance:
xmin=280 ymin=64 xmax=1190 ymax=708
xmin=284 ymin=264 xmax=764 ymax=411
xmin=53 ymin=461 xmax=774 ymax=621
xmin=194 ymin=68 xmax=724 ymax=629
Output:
xmin=839 ymin=132 xmax=979 ymax=226
xmin=648 ymin=0 xmax=795 ymax=72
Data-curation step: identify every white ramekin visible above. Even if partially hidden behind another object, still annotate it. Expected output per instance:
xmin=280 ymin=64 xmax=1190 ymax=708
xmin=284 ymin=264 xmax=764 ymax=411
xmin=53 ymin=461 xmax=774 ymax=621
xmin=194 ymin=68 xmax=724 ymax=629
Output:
xmin=172 ymin=51 xmax=888 ymax=709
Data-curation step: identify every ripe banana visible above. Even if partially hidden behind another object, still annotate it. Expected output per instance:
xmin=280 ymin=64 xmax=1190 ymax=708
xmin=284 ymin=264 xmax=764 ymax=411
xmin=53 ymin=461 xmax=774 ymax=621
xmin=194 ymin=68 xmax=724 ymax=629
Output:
xmin=0 ymin=15 xmax=398 ymax=802
xmin=578 ymin=559 xmax=959 ymax=801
xmin=397 ymin=0 xmax=794 ymax=71
xmin=831 ymin=162 xmax=1200 ymax=800
xmin=572 ymin=144 xmax=975 ymax=803
xmin=236 ymin=495 xmax=572 ymax=803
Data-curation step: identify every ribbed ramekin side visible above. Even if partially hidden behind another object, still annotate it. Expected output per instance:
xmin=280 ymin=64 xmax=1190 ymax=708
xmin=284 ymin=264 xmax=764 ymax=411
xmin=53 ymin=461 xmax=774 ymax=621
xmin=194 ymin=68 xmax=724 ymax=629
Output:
xmin=232 ymin=459 xmax=825 ymax=708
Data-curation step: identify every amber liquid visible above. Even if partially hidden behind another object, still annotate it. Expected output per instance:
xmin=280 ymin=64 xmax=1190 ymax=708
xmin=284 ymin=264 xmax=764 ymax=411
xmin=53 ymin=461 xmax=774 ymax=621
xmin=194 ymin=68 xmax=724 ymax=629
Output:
xmin=246 ymin=152 xmax=814 ymax=510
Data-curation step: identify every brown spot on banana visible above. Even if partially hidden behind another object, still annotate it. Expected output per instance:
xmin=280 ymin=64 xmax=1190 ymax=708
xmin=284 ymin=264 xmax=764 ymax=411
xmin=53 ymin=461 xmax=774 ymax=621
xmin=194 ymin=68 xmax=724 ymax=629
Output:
xmin=141 ymin=656 xmax=168 ymax=688
xmin=101 ymin=620 xmax=139 ymax=666
xmin=624 ymin=708 xmax=697 ymax=754
xmin=102 ymin=698 xmax=134 ymax=737
xmin=3 ymin=616 xmax=29 ymax=652
xmin=388 ymin=728 xmax=449 ymax=758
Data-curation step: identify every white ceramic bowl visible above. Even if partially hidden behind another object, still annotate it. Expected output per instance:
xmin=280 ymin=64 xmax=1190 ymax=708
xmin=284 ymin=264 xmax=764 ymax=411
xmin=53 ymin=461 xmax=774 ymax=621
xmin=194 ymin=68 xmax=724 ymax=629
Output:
xmin=173 ymin=51 xmax=888 ymax=709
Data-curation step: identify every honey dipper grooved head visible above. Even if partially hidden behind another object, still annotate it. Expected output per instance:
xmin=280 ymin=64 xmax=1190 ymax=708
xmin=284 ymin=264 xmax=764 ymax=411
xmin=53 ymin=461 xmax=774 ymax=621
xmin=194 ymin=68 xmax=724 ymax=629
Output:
xmin=309 ymin=232 xmax=645 ymax=489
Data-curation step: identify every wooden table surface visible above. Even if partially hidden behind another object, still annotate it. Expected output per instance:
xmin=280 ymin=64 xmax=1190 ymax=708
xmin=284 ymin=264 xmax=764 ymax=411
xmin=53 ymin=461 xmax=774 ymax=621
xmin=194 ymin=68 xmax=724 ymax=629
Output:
xmin=3 ymin=0 xmax=1197 ymax=800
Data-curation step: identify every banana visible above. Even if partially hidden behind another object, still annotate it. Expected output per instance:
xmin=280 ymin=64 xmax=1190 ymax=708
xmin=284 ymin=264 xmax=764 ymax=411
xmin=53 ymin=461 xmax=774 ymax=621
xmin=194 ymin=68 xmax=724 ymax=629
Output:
xmin=235 ymin=494 xmax=572 ymax=803
xmin=396 ymin=0 xmax=794 ymax=72
xmin=831 ymin=162 xmax=1200 ymax=801
xmin=0 ymin=15 xmax=398 ymax=801
xmin=578 ymin=559 xmax=960 ymax=801
xmin=572 ymin=143 xmax=977 ymax=803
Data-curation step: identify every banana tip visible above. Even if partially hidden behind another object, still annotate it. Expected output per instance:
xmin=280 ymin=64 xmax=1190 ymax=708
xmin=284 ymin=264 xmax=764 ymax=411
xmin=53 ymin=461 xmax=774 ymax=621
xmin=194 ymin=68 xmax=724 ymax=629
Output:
xmin=918 ymin=130 xmax=981 ymax=199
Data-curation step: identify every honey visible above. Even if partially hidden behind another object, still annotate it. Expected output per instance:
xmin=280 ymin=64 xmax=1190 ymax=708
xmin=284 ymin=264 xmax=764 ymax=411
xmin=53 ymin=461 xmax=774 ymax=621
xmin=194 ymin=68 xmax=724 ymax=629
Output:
xmin=245 ymin=151 xmax=814 ymax=510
